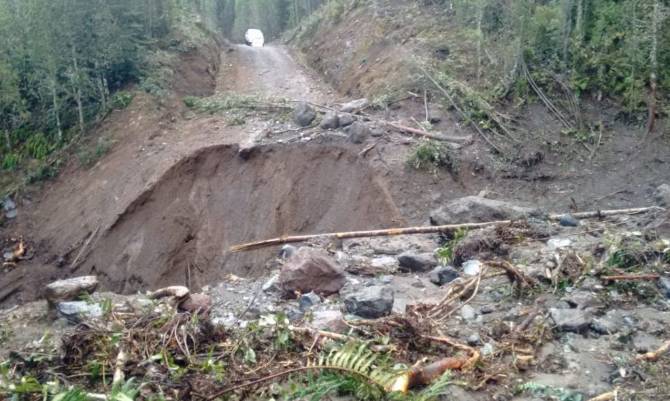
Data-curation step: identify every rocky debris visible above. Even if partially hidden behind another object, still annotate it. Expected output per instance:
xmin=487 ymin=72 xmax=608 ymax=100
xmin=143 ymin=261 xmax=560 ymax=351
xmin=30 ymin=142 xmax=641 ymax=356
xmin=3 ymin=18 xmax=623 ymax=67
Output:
xmin=178 ymin=293 xmax=212 ymax=316
xmin=338 ymin=113 xmax=355 ymax=127
xmin=293 ymin=102 xmax=316 ymax=127
xmin=310 ymin=310 xmax=347 ymax=332
xmin=57 ymin=301 xmax=103 ymax=323
xmin=453 ymin=227 xmax=505 ymax=265
xmin=346 ymin=121 xmax=370 ymax=144
xmin=430 ymin=196 xmax=538 ymax=225
xmin=659 ymin=276 xmax=670 ymax=298
xmin=559 ymin=214 xmax=580 ymax=227
xmin=343 ymin=285 xmax=393 ymax=318
xmin=397 ymin=251 xmax=438 ymax=272
xmin=279 ymin=244 xmax=297 ymax=260
xmin=319 ymin=112 xmax=340 ymax=129
xmin=340 ymin=98 xmax=369 ymax=113
xmin=460 ymin=304 xmax=477 ymax=321
xmin=547 ymin=238 xmax=572 ymax=250
xmin=299 ymin=292 xmax=321 ymax=311
xmin=45 ymin=276 xmax=99 ymax=304
xmin=279 ymin=247 xmax=346 ymax=297
xmin=549 ymin=307 xmax=592 ymax=333
xmin=655 ymin=183 xmax=670 ymax=207
xmin=462 ymin=260 xmax=482 ymax=276
xmin=429 ymin=265 xmax=459 ymax=286
xmin=2 ymin=197 xmax=17 ymax=219
xmin=262 ymin=274 xmax=281 ymax=293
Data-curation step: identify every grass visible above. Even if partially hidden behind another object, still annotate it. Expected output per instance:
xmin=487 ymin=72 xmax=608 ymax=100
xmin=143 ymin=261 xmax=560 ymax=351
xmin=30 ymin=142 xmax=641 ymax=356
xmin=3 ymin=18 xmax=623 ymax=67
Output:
xmin=407 ymin=140 xmax=459 ymax=175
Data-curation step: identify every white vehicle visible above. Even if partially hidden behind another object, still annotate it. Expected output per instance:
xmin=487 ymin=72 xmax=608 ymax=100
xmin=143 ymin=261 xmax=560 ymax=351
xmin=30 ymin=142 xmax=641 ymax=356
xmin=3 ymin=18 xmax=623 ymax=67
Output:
xmin=244 ymin=29 xmax=265 ymax=47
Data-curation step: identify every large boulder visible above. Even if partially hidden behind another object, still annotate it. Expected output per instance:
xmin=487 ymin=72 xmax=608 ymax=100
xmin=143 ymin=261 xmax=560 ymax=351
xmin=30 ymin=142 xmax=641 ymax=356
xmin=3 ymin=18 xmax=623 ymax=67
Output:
xmin=45 ymin=276 xmax=99 ymax=304
xmin=279 ymin=248 xmax=345 ymax=297
xmin=319 ymin=112 xmax=340 ymax=129
xmin=344 ymin=286 xmax=394 ymax=318
xmin=293 ymin=102 xmax=317 ymax=127
xmin=430 ymin=196 xmax=539 ymax=225
xmin=346 ymin=121 xmax=370 ymax=144
xmin=57 ymin=301 xmax=103 ymax=323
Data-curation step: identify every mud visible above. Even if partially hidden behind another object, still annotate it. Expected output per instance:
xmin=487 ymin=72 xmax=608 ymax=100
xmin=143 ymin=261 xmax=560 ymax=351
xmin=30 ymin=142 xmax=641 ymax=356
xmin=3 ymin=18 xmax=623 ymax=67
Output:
xmin=73 ymin=143 xmax=402 ymax=293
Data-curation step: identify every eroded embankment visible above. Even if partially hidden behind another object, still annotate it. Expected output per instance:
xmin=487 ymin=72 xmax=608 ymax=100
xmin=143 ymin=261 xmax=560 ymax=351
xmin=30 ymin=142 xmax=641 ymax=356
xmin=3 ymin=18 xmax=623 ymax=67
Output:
xmin=74 ymin=143 xmax=403 ymax=293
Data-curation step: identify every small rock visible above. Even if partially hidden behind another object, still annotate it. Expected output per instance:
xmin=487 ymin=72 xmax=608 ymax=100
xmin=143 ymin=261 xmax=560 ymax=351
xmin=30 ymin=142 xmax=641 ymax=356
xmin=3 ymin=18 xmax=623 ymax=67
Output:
xmin=549 ymin=308 xmax=592 ymax=333
xmin=340 ymin=98 xmax=369 ymax=113
xmin=279 ymin=248 xmax=346 ymax=297
xmin=480 ymin=305 xmax=495 ymax=314
xmin=343 ymin=285 xmax=394 ymax=319
xmin=632 ymin=332 xmax=663 ymax=353
xmin=262 ymin=274 xmax=280 ymax=293
xmin=310 ymin=310 xmax=347 ymax=332
xmin=299 ymin=292 xmax=321 ymax=311
xmin=429 ymin=266 xmax=459 ymax=286
xmin=2 ymin=197 xmax=16 ymax=212
xmin=279 ymin=245 xmax=297 ymax=259
xmin=319 ymin=112 xmax=340 ymax=129
xmin=658 ymin=276 xmax=670 ymax=298
xmin=284 ymin=305 xmax=304 ymax=322
xmin=397 ymin=251 xmax=438 ymax=272
xmin=45 ymin=276 xmax=99 ymax=304
xmin=338 ymin=114 xmax=355 ymax=127
xmin=655 ymin=184 xmax=670 ymax=207
xmin=346 ymin=121 xmax=370 ymax=144
xmin=467 ymin=333 xmax=482 ymax=346
xmin=547 ymin=238 xmax=572 ymax=250
xmin=178 ymin=293 xmax=212 ymax=315
xmin=559 ymin=214 xmax=580 ymax=227
xmin=370 ymin=256 xmax=397 ymax=270
xmin=591 ymin=310 xmax=626 ymax=335
xmin=57 ymin=301 xmax=103 ymax=323
xmin=293 ymin=102 xmax=316 ymax=127
xmin=460 ymin=304 xmax=477 ymax=321
xmin=5 ymin=209 xmax=17 ymax=219
xmin=430 ymin=196 xmax=539 ymax=225
xmin=370 ymin=127 xmax=385 ymax=137
xmin=462 ymin=260 xmax=482 ymax=276
xmin=562 ymin=290 xmax=601 ymax=310
xmin=481 ymin=343 xmax=495 ymax=356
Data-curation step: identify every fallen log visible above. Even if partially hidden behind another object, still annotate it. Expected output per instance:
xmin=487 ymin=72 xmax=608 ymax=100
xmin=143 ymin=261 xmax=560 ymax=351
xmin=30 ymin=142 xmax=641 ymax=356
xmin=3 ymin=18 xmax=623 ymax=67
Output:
xmin=384 ymin=121 xmax=472 ymax=143
xmin=601 ymin=274 xmax=660 ymax=281
xmin=229 ymin=206 xmax=662 ymax=253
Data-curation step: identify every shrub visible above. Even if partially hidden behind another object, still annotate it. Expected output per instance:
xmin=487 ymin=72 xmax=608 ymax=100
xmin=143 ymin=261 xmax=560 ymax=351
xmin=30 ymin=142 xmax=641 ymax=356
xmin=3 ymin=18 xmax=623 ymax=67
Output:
xmin=407 ymin=140 xmax=458 ymax=175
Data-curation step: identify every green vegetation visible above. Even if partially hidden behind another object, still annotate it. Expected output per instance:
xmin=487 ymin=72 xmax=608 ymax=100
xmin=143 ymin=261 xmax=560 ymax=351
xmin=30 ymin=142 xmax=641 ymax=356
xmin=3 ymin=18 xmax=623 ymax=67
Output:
xmin=436 ymin=228 xmax=468 ymax=264
xmin=407 ymin=140 xmax=459 ymax=175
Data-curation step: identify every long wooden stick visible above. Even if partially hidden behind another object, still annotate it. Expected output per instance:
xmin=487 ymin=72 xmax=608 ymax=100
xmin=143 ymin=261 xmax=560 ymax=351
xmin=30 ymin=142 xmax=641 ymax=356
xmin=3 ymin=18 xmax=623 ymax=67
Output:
xmin=384 ymin=121 xmax=472 ymax=143
xmin=601 ymin=274 xmax=660 ymax=281
xmin=229 ymin=206 xmax=661 ymax=253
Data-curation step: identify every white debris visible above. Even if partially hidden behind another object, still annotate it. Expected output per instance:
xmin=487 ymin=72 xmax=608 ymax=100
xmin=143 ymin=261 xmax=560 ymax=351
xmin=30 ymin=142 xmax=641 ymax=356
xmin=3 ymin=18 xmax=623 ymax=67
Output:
xmin=245 ymin=29 xmax=265 ymax=47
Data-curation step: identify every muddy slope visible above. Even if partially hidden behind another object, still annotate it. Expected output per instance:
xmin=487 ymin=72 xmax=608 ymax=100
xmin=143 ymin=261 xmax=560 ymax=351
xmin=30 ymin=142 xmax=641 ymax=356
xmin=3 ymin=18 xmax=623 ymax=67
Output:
xmin=75 ymin=143 xmax=402 ymax=293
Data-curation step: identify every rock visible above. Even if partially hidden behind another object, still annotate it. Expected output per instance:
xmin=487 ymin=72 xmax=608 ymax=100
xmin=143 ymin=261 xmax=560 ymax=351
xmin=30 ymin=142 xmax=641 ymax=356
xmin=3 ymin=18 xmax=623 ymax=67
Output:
xmin=397 ymin=251 xmax=438 ymax=272
xmin=547 ymin=238 xmax=572 ymax=250
xmin=344 ymin=286 xmax=394 ymax=319
xmin=370 ymin=256 xmax=397 ymax=271
xmin=655 ymin=184 xmax=670 ymax=207
xmin=319 ymin=112 xmax=340 ymax=129
xmin=591 ymin=310 xmax=627 ymax=335
xmin=562 ymin=290 xmax=601 ymax=310
xmin=481 ymin=343 xmax=495 ymax=356
xmin=346 ymin=121 xmax=370 ymax=144
xmin=340 ymin=98 xmax=369 ymax=113
xmin=299 ymin=292 xmax=321 ymax=311
xmin=279 ymin=248 xmax=346 ymax=297
xmin=178 ymin=293 xmax=212 ymax=315
xmin=658 ymin=276 xmax=670 ymax=298
xmin=549 ymin=308 xmax=592 ymax=333
xmin=460 ymin=305 xmax=477 ymax=321
xmin=429 ymin=266 xmax=459 ymax=286
xmin=467 ymin=333 xmax=482 ymax=346
xmin=293 ymin=102 xmax=316 ymax=127
xmin=370 ymin=127 xmax=385 ymax=137
xmin=632 ymin=332 xmax=663 ymax=353
xmin=338 ymin=114 xmax=355 ymax=127
xmin=430 ymin=196 xmax=538 ymax=225
xmin=559 ymin=214 xmax=580 ymax=227
xmin=262 ymin=274 xmax=280 ymax=293
xmin=284 ymin=305 xmax=304 ymax=322
xmin=462 ymin=260 xmax=482 ymax=276
xmin=2 ymin=197 xmax=16 ymax=212
xmin=45 ymin=276 xmax=99 ymax=304
xmin=57 ymin=301 xmax=103 ymax=323
xmin=279 ymin=244 xmax=297 ymax=259
xmin=310 ymin=310 xmax=347 ymax=332
xmin=5 ymin=209 xmax=17 ymax=219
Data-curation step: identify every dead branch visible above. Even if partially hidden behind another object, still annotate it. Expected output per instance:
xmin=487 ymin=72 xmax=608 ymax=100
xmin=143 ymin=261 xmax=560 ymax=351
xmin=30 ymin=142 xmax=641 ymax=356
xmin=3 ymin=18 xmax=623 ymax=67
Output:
xmin=487 ymin=260 xmax=540 ymax=288
xmin=601 ymin=274 xmax=660 ymax=281
xmin=587 ymin=388 xmax=619 ymax=401
xmin=635 ymin=340 xmax=670 ymax=362
xmin=147 ymin=286 xmax=190 ymax=300
xmin=288 ymin=325 xmax=353 ymax=342
xmin=384 ymin=121 xmax=471 ymax=143
xmin=229 ymin=206 xmax=662 ymax=252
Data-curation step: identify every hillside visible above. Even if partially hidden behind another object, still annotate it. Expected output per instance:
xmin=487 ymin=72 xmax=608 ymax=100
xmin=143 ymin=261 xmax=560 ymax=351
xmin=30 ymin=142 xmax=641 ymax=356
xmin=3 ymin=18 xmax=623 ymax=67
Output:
xmin=1 ymin=1 xmax=670 ymax=401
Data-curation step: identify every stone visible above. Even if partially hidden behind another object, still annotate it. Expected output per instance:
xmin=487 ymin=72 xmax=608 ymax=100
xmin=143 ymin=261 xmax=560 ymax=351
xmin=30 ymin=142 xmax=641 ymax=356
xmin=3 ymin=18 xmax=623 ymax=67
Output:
xmin=429 ymin=266 xmax=459 ymax=286
xmin=279 ymin=248 xmax=346 ymax=297
xmin=467 ymin=333 xmax=482 ymax=346
xmin=299 ymin=292 xmax=321 ymax=311
xmin=547 ymin=238 xmax=572 ymax=250
xmin=293 ymin=102 xmax=316 ymax=127
xmin=178 ymin=293 xmax=212 ymax=315
xmin=481 ymin=343 xmax=495 ymax=356
xmin=5 ymin=209 xmax=17 ymax=219
xmin=262 ymin=274 xmax=280 ymax=293
xmin=344 ymin=285 xmax=394 ymax=319
xmin=279 ymin=245 xmax=297 ymax=259
xmin=340 ymin=98 xmax=369 ymax=113
xmin=559 ymin=214 xmax=580 ymax=227
xmin=460 ymin=304 xmax=477 ymax=321
xmin=370 ymin=127 xmax=385 ymax=137
xmin=549 ymin=308 xmax=592 ymax=333
xmin=2 ymin=197 xmax=16 ymax=212
xmin=462 ymin=260 xmax=482 ymax=276
xmin=310 ymin=310 xmax=347 ymax=332
xmin=370 ymin=256 xmax=397 ymax=271
xmin=346 ymin=121 xmax=370 ymax=144
xmin=319 ymin=112 xmax=340 ymax=129
xmin=397 ymin=251 xmax=438 ymax=272
xmin=562 ymin=290 xmax=601 ymax=310
xmin=591 ymin=310 xmax=627 ymax=335
xmin=632 ymin=332 xmax=663 ymax=353
xmin=430 ymin=196 xmax=538 ymax=225
xmin=658 ymin=276 xmax=670 ymax=298
xmin=57 ymin=301 xmax=103 ymax=323
xmin=655 ymin=184 xmax=670 ymax=207
xmin=338 ymin=114 xmax=355 ymax=127
xmin=45 ymin=276 xmax=99 ymax=304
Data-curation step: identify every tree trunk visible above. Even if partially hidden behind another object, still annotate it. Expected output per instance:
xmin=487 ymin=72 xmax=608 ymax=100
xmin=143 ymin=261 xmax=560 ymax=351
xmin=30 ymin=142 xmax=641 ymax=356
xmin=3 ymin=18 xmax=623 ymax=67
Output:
xmin=71 ymin=45 xmax=85 ymax=135
xmin=51 ymin=79 xmax=63 ymax=142
xmin=647 ymin=1 xmax=660 ymax=134
xmin=2 ymin=129 xmax=11 ymax=151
